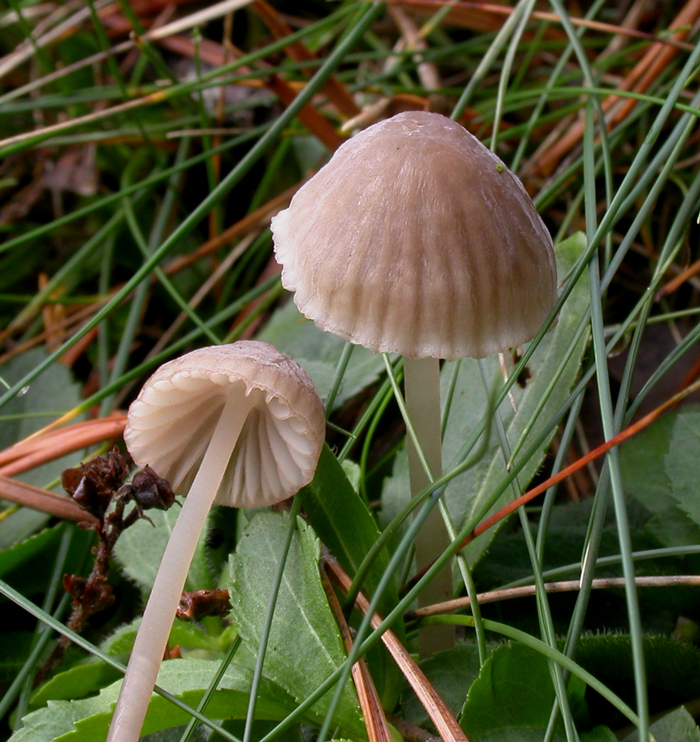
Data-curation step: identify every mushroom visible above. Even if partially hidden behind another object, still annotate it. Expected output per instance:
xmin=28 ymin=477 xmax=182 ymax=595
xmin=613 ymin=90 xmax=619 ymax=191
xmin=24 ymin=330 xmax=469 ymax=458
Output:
xmin=107 ymin=340 xmax=325 ymax=742
xmin=271 ymin=111 xmax=557 ymax=652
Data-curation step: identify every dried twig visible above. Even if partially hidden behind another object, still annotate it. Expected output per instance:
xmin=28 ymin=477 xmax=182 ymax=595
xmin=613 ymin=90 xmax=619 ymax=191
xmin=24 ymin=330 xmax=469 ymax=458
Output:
xmin=35 ymin=450 xmax=175 ymax=683
xmin=405 ymin=576 xmax=700 ymax=621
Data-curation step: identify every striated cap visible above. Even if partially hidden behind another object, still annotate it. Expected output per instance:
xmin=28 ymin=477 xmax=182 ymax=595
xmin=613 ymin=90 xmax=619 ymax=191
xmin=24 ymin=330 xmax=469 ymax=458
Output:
xmin=124 ymin=341 xmax=325 ymax=508
xmin=271 ymin=111 xmax=557 ymax=360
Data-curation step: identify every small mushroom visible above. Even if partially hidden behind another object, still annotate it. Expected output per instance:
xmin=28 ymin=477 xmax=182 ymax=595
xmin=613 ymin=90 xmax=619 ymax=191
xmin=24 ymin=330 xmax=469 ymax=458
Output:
xmin=271 ymin=111 xmax=557 ymax=653
xmin=107 ymin=341 xmax=325 ymax=742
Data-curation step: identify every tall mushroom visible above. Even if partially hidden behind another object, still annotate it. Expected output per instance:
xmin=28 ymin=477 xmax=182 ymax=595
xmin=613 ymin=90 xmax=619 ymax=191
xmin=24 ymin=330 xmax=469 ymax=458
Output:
xmin=107 ymin=340 xmax=325 ymax=742
xmin=271 ymin=111 xmax=557 ymax=653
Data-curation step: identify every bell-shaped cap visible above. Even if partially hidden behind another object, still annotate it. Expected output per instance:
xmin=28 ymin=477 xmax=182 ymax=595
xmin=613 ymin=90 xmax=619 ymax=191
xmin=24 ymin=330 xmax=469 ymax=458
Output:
xmin=271 ymin=111 xmax=557 ymax=360
xmin=124 ymin=341 xmax=325 ymax=508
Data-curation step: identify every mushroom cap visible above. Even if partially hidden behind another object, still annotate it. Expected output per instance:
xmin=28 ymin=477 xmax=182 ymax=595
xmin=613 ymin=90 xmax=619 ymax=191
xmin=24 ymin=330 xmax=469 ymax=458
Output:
xmin=271 ymin=111 xmax=557 ymax=360
xmin=124 ymin=341 xmax=325 ymax=509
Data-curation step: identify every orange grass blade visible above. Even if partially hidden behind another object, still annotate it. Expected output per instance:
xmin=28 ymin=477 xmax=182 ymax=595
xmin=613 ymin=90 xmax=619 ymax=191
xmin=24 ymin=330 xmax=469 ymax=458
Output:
xmin=656 ymin=256 xmax=700 ymax=300
xmin=0 ymin=415 xmax=127 ymax=477
xmin=462 ymin=375 xmax=700 ymax=551
xmin=533 ymin=0 xmax=700 ymax=175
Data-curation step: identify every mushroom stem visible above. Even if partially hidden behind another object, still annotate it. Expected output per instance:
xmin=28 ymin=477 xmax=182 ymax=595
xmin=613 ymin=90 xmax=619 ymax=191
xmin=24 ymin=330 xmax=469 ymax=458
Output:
xmin=107 ymin=392 xmax=254 ymax=742
xmin=403 ymin=357 xmax=455 ymax=655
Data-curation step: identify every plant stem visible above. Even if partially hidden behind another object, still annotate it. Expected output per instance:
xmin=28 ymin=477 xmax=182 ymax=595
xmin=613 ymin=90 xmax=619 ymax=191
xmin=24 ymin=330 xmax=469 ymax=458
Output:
xmin=107 ymin=392 xmax=252 ymax=742
xmin=403 ymin=356 xmax=454 ymax=654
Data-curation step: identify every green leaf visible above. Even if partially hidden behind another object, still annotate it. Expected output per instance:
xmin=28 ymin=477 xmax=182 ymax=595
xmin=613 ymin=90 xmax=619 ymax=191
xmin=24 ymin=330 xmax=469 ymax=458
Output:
xmin=401 ymin=643 xmax=482 ymax=731
xmin=580 ymin=727 xmax=617 ymax=742
xmin=228 ymin=510 xmax=364 ymax=736
xmin=0 ymin=632 xmax=36 ymax=682
xmin=622 ymin=706 xmax=700 ymax=742
xmin=257 ymin=299 xmax=385 ymax=408
xmin=382 ymin=232 xmax=590 ymax=568
xmin=473 ymin=498 xmax=651 ymax=589
xmin=10 ymin=658 xmax=299 ymax=742
xmin=620 ymin=406 xmax=700 ymax=546
xmin=575 ymin=634 xmax=700 ymax=705
xmin=30 ymin=662 xmax=122 ymax=708
xmin=299 ymin=444 xmax=403 ymax=705
xmin=460 ymin=642 xmax=563 ymax=742
xmin=113 ymin=506 xmax=216 ymax=595
xmin=299 ymin=445 xmax=399 ymax=624
xmin=100 ymin=618 xmax=223 ymax=659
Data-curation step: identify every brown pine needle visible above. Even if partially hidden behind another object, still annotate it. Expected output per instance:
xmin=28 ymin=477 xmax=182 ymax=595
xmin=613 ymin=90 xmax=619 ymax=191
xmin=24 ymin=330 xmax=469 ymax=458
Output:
xmin=253 ymin=0 xmax=360 ymax=119
xmin=325 ymin=556 xmax=469 ymax=742
xmin=384 ymin=0 xmax=694 ymax=51
xmin=0 ymin=415 xmax=127 ymax=477
xmin=320 ymin=565 xmax=393 ymax=742
xmin=0 ymin=475 xmax=97 ymax=524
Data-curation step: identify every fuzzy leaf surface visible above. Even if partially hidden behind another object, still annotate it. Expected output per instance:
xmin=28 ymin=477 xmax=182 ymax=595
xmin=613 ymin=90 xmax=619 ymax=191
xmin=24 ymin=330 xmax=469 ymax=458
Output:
xmin=461 ymin=642 xmax=563 ymax=742
xmin=11 ymin=658 xmax=298 ymax=742
xmin=113 ymin=505 xmax=215 ymax=594
xmin=622 ymin=706 xmax=700 ymax=742
xmin=228 ymin=510 xmax=363 ymax=737
xmin=620 ymin=406 xmax=700 ymax=545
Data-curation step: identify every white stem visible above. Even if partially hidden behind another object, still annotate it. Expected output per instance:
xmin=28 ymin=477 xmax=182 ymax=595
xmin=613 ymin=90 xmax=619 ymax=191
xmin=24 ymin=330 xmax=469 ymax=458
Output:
xmin=107 ymin=393 xmax=253 ymax=742
xmin=404 ymin=356 xmax=455 ymax=655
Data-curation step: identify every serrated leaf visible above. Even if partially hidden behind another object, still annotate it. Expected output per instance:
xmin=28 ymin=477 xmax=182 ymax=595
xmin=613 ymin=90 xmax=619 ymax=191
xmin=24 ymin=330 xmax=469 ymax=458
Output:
xmin=622 ymin=707 xmax=700 ymax=742
xmin=381 ymin=232 xmax=590 ymax=568
xmin=113 ymin=506 xmax=215 ymax=594
xmin=575 ymin=634 xmax=700 ymax=702
xmin=461 ymin=642 xmax=564 ymax=742
xmin=228 ymin=510 xmax=364 ymax=736
xmin=11 ymin=658 xmax=299 ymax=742
xmin=620 ymin=406 xmax=700 ymax=545
xmin=257 ymin=299 xmax=385 ymax=408
xmin=0 ymin=508 xmax=51 ymax=552
xmin=30 ymin=662 xmax=122 ymax=708
xmin=100 ymin=617 xmax=222 ymax=659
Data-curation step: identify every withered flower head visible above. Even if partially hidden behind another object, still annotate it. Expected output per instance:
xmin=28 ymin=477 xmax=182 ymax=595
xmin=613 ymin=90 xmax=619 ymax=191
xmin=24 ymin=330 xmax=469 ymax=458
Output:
xmin=62 ymin=448 xmax=129 ymax=520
